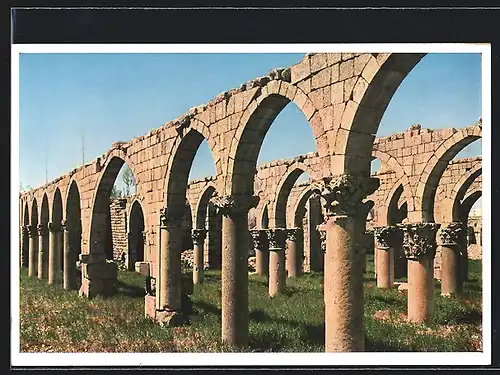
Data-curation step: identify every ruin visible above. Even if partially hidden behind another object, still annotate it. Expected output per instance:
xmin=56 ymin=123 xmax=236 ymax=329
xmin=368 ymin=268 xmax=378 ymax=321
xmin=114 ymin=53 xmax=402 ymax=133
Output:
xmin=19 ymin=52 xmax=482 ymax=352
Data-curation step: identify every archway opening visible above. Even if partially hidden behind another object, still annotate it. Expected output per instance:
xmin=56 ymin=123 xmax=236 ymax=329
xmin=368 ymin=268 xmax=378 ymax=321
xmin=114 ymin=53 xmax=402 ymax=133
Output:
xmin=22 ymin=202 xmax=29 ymax=268
xmin=52 ymin=188 xmax=63 ymax=276
xmin=66 ymin=180 xmax=82 ymax=290
xmin=128 ymin=200 xmax=145 ymax=270
xmin=89 ymin=157 xmax=138 ymax=261
xmin=167 ymin=131 xmax=218 ymax=273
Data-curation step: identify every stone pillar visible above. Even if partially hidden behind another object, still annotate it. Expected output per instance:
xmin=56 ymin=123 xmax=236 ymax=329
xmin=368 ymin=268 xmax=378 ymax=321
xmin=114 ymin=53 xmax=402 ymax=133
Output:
xmin=439 ymin=222 xmax=464 ymax=297
xmin=212 ymin=194 xmax=258 ymax=348
xmin=399 ymin=222 xmax=440 ymax=323
xmin=317 ymin=227 xmax=326 ymax=274
xmin=158 ymin=208 xmax=183 ymax=314
xmin=192 ymin=228 xmax=207 ymax=285
xmin=309 ymin=197 xmax=323 ymax=271
xmin=460 ymin=222 xmax=469 ymax=281
xmin=37 ymin=223 xmax=49 ymax=280
xmin=48 ymin=221 xmax=62 ymax=285
xmin=286 ymin=228 xmax=303 ymax=278
xmin=27 ymin=224 xmax=38 ymax=277
xmin=250 ymin=229 xmax=268 ymax=276
xmin=316 ymin=174 xmax=379 ymax=352
xmin=373 ymin=226 xmax=401 ymax=289
xmin=267 ymin=228 xmax=287 ymax=297
xmin=21 ymin=225 xmax=29 ymax=268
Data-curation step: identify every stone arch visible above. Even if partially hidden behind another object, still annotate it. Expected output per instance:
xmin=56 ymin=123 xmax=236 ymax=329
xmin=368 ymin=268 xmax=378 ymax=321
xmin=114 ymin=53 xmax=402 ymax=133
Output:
xmin=194 ymin=183 xmax=217 ymax=230
xmin=292 ymin=187 xmax=316 ymax=228
xmin=461 ymin=188 xmax=482 ymax=223
xmin=331 ymin=53 xmax=426 ymax=175
xmin=271 ymin=162 xmax=315 ymax=228
xmin=446 ymin=165 xmax=482 ymax=223
xmin=128 ymin=199 xmax=145 ymax=268
xmin=416 ymin=124 xmax=482 ymax=222
xmin=381 ymin=179 xmax=407 ymax=226
xmin=40 ymin=193 xmax=49 ymax=227
xmin=260 ymin=202 xmax=270 ymax=230
xmin=52 ymin=188 xmax=64 ymax=274
xmin=65 ymin=179 xmax=82 ymax=289
xmin=100 ymin=147 xmax=141 ymax=194
xmin=163 ymin=125 xmax=218 ymax=220
xmin=88 ymin=155 xmax=139 ymax=256
xmin=227 ymin=81 xmax=326 ymax=196
xmin=372 ymin=149 xmax=414 ymax=211
xmin=21 ymin=201 xmax=30 ymax=267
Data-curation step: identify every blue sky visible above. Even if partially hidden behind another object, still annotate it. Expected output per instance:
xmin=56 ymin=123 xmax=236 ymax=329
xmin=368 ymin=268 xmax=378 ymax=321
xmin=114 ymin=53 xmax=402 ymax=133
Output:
xmin=19 ymin=52 xmax=482 ymax=206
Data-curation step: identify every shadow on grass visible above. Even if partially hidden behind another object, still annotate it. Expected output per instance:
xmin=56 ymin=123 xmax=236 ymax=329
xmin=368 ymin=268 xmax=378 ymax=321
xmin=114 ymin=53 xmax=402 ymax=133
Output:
xmin=116 ymin=280 xmax=145 ymax=298
xmin=193 ymin=301 xmax=221 ymax=320
xmin=249 ymin=307 xmax=324 ymax=348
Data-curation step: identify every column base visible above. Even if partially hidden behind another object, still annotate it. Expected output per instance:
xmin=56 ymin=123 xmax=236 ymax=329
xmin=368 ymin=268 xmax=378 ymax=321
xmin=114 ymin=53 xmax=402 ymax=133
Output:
xmin=145 ymin=295 xmax=186 ymax=327
xmin=78 ymin=257 xmax=118 ymax=299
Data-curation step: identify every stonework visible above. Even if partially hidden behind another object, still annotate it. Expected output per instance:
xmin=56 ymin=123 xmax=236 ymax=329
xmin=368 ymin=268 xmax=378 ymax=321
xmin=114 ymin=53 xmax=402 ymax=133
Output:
xmin=19 ymin=52 xmax=482 ymax=352
xmin=398 ymin=223 xmax=441 ymax=260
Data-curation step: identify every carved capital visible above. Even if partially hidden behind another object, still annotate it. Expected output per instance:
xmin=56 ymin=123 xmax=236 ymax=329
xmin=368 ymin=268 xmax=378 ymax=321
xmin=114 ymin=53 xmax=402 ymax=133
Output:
xmin=211 ymin=194 xmax=259 ymax=216
xmin=311 ymin=175 xmax=379 ymax=217
xmin=439 ymin=222 xmax=464 ymax=246
xmin=398 ymin=223 xmax=440 ymax=260
xmin=48 ymin=221 xmax=62 ymax=233
xmin=317 ymin=228 xmax=327 ymax=253
xmin=26 ymin=225 xmax=37 ymax=238
xmin=159 ymin=208 xmax=184 ymax=230
xmin=37 ymin=223 xmax=48 ymax=236
xmin=61 ymin=220 xmax=68 ymax=231
xmin=191 ymin=229 xmax=207 ymax=245
xmin=374 ymin=225 xmax=402 ymax=249
xmin=286 ymin=227 xmax=303 ymax=242
xmin=266 ymin=228 xmax=286 ymax=250
xmin=21 ymin=225 xmax=28 ymax=236
xmin=250 ymin=229 xmax=267 ymax=251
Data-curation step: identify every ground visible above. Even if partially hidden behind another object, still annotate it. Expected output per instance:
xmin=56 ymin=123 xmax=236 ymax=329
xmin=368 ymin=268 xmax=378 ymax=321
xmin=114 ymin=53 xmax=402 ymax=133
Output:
xmin=19 ymin=255 xmax=482 ymax=353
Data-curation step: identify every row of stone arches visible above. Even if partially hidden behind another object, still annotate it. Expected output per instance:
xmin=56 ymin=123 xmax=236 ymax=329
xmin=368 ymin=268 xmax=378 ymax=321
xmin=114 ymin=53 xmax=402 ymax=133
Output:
xmin=20 ymin=52 xmax=483 ymax=352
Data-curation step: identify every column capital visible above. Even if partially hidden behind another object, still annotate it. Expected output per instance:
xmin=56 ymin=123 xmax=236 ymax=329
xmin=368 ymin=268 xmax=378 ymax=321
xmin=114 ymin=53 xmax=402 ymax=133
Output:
xmin=26 ymin=225 xmax=37 ymax=238
xmin=438 ymin=222 xmax=464 ymax=246
xmin=37 ymin=223 xmax=48 ymax=236
xmin=311 ymin=174 xmax=379 ymax=217
xmin=48 ymin=221 xmax=62 ymax=233
xmin=374 ymin=225 xmax=402 ymax=249
xmin=397 ymin=222 xmax=441 ymax=260
xmin=211 ymin=194 xmax=260 ymax=216
xmin=191 ymin=228 xmax=207 ymax=245
xmin=286 ymin=227 xmax=303 ymax=242
xmin=317 ymin=227 xmax=327 ymax=253
xmin=142 ymin=230 xmax=147 ymax=243
xmin=159 ymin=208 xmax=184 ymax=230
xmin=21 ymin=225 xmax=28 ymax=235
xmin=250 ymin=229 xmax=267 ymax=251
xmin=266 ymin=228 xmax=287 ymax=250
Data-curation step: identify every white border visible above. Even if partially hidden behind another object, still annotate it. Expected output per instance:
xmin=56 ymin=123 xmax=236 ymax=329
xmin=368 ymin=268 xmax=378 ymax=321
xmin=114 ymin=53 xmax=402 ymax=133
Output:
xmin=12 ymin=43 xmax=491 ymax=367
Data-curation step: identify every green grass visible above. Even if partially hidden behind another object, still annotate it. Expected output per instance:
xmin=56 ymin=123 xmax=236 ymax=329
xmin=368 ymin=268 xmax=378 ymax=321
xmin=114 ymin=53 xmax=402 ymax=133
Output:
xmin=19 ymin=256 xmax=482 ymax=352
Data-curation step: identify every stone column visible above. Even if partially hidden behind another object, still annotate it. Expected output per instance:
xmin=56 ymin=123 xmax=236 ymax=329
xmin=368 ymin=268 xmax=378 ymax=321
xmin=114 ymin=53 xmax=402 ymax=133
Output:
xmin=315 ymin=174 xmax=379 ymax=352
xmin=212 ymin=194 xmax=258 ymax=348
xmin=317 ymin=227 xmax=326 ymax=274
xmin=460 ymin=222 xmax=469 ymax=281
xmin=21 ymin=225 xmax=28 ymax=268
xmin=158 ymin=208 xmax=183 ymax=315
xmin=27 ymin=224 xmax=38 ymax=277
xmin=48 ymin=221 xmax=62 ymax=285
xmin=62 ymin=220 xmax=72 ymax=290
xmin=250 ymin=229 xmax=268 ymax=276
xmin=373 ymin=226 xmax=402 ymax=289
xmin=192 ymin=228 xmax=207 ymax=285
xmin=37 ymin=223 xmax=49 ymax=280
xmin=267 ymin=228 xmax=287 ymax=297
xmin=399 ymin=222 xmax=440 ymax=323
xmin=439 ymin=222 xmax=464 ymax=297
xmin=286 ymin=228 xmax=303 ymax=278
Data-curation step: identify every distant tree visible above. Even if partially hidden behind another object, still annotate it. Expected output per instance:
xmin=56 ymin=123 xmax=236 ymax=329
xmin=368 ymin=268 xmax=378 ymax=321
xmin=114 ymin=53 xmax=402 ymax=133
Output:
xmin=19 ymin=183 xmax=32 ymax=192
xmin=122 ymin=165 xmax=136 ymax=196
xmin=110 ymin=185 xmax=122 ymax=198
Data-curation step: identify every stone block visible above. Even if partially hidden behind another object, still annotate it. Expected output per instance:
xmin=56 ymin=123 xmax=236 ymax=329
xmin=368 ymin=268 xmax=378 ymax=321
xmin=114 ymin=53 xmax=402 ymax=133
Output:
xmin=145 ymin=295 xmax=157 ymax=320
xmin=290 ymin=57 xmax=311 ymax=84
xmin=339 ymin=60 xmax=354 ymax=80
xmin=156 ymin=310 xmax=186 ymax=327
xmin=135 ymin=261 xmax=151 ymax=276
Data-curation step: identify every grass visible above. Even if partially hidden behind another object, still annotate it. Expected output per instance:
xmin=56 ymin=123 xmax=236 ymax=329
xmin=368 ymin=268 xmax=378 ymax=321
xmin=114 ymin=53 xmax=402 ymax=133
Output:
xmin=19 ymin=255 xmax=483 ymax=353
